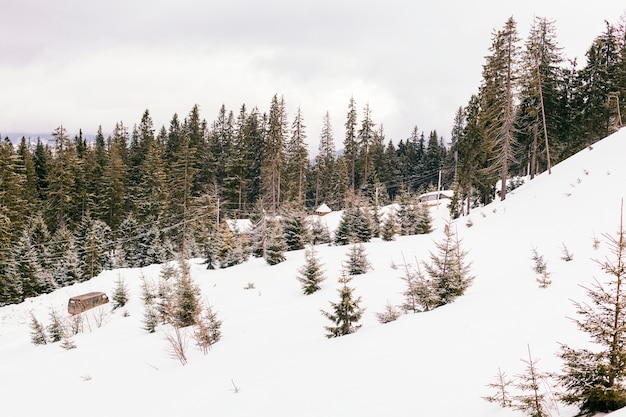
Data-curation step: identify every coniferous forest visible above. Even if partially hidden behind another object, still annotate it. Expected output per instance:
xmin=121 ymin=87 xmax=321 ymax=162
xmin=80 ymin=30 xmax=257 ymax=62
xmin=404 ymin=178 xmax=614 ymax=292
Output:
xmin=1 ymin=15 xmax=626 ymax=306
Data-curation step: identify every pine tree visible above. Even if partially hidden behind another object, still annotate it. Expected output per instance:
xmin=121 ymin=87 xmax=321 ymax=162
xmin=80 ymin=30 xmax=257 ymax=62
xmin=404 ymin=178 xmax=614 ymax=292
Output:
xmin=29 ymin=312 xmax=47 ymax=345
xmin=47 ymin=308 xmax=64 ymax=343
xmin=263 ymin=94 xmax=288 ymax=213
xmin=400 ymin=257 xmax=438 ymax=313
xmin=47 ymin=125 xmax=82 ymax=228
xmin=112 ymin=275 xmax=129 ymax=310
xmin=281 ymin=204 xmax=308 ymax=252
xmin=50 ymin=226 xmax=82 ymax=287
xmin=297 ymin=245 xmax=326 ymax=295
xmin=314 ymin=111 xmax=336 ymax=207
xmin=309 ymin=216 xmax=331 ymax=245
xmin=172 ymin=261 xmax=201 ymax=328
xmin=423 ymin=221 xmax=474 ymax=307
xmin=381 ymin=212 xmax=398 ymax=242
xmin=194 ymin=301 xmax=222 ymax=354
xmin=516 ymin=16 xmax=563 ymax=178
xmin=265 ymin=219 xmax=286 ymax=265
xmin=512 ymin=346 xmax=554 ymax=417
xmin=11 ymin=228 xmax=47 ymax=299
xmin=345 ymin=242 xmax=372 ymax=276
xmin=558 ymin=205 xmax=626 ymax=414
xmin=415 ymin=202 xmax=433 ymax=234
xmin=284 ymin=106 xmax=309 ymax=204
xmin=117 ymin=213 xmax=141 ymax=268
xmin=321 ymin=271 xmax=365 ymax=338
xmin=481 ymin=17 xmax=521 ymax=201
xmin=344 ymin=97 xmax=359 ymax=193
xmin=484 ymin=367 xmax=513 ymax=408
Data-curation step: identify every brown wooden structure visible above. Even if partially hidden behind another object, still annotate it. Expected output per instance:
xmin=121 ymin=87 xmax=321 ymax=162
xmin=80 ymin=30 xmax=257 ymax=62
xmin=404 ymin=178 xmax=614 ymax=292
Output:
xmin=67 ymin=292 xmax=109 ymax=315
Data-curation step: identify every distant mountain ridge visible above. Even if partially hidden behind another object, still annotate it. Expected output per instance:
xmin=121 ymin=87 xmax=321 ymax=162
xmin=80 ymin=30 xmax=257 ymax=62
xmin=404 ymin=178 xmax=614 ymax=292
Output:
xmin=2 ymin=132 xmax=96 ymax=146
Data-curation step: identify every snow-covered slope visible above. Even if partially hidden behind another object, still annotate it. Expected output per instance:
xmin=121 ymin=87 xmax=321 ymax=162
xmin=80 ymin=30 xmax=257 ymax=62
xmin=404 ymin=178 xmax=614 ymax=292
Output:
xmin=1 ymin=129 xmax=626 ymax=416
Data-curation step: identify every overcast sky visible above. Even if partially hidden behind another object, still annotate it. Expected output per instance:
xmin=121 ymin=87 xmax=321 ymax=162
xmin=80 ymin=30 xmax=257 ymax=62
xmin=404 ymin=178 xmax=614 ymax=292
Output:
xmin=1 ymin=1 xmax=624 ymax=149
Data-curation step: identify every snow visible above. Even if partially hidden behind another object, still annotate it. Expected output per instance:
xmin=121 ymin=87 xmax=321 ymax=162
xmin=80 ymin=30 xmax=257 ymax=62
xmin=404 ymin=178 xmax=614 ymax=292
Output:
xmin=2 ymin=128 xmax=626 ymax=416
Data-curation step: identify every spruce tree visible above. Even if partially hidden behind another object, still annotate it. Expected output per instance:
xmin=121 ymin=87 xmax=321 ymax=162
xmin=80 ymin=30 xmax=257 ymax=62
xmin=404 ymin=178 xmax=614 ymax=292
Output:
xmin=281 ymin=205 xmax=307 ymax=252
xmin=423 ymin=221 xmax=474 ymax=307
xmin=381 ymin=212 xmax=398 ymax=242
xmin=265 ymin=219 xmax=286 ymax=265
xmin=321 ymin=271 xmax=365 ymax=338
xmin=50 ymin=226 xmax=82 ymax=287
xmin=558 ymin=207 xmax=626 ymax=414
xmin=172 ymin=261 xmax=201 ymax=327
xmin=117 ymin=213 xmax=141 ymax=268
xmin=416 ymin=202 xmax=433 ymax=234
xmin=297 ymin=245 xmax=326 ymax=295
xmin=12 ymin=228 xmax=46 ymax=299
xmin=112 ymin=275 xmax=129 ymax=310
xmin=47 ymin=308 xmax=64 ymax=343
xmin=345 ymin=242 xmax=372 ymax=276
xmin=29 ymin=312 xmax=47 ymax=345
xmin=309 ymin=216 xmax=331 ymax=245
xmin=194 ymin=301 xmax=222 ymax=354
xmin=481 ymin=17 xmax=521 ymax=201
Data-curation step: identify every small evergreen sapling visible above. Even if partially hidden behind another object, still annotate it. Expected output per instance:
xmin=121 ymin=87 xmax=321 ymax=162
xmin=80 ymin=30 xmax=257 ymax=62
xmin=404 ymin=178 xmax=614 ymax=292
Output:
xmin=512 ymin=346 xmax=555 ymax=417
xmin=321 ymin=271 xmax=365 ymax=338
xmin=560 ymin=243 xmax=573 ymax=262
xmin=400 ymin=256 xmax=438 ymax=313
xmin=194 ymin=301 xmax=222 ymax=354
xmin=29 ymin=312 xmax=47 ymax=345
xmin=484 ymin=367 xmax=513 ymax=408
xmin=297 ymin=245 xmax=326 ymax=295
xmin=376 ymin=302 xmax=402 ymax=324
xmin=531 ymin=246 xmax=552 ymax=288
xmin=345 ymin=242 xmax=372 ymax=276
xmin=47 ymin=308 xmax=64 ymax=343
xmin=111 ymin=274 xmax=129 ymax=310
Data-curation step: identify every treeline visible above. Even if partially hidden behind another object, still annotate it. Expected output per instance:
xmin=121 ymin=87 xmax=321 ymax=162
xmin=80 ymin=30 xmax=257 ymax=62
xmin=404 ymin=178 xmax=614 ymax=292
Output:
xmin=450 ymin=16 xmax=626 ymax=214
xmin=1 ymin=14 xmax=625 ymax=306
xmin=0 ymin=94 xmax=444 ymax=306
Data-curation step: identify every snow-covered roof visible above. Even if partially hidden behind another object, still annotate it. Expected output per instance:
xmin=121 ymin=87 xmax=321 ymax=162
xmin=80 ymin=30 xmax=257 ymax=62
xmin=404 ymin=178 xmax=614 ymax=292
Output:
xmin=314 ymin=203 xmax=332 ymax=214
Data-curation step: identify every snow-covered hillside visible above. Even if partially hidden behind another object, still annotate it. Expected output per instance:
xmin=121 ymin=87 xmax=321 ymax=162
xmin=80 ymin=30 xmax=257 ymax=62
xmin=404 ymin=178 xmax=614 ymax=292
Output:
xmin=2 ymin=129 xmax=626 ymax=417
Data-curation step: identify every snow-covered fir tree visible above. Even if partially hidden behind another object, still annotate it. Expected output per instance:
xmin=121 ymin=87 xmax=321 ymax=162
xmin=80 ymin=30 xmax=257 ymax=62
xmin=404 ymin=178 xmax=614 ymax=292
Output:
xmin=558 ymin=211 xmax=626 ymax=414
xmin=265 ymin=219 xmax=287 ymax=265
xmin=11 ymin=228 xmax=48 ymax=300
xmin=381 ymin=212 xmax=398 ymax=242
xmin=215 ymin=221 xmax=247 ymax=268
xmin=50 ymin=226 xmax=82 ymax=287
xmin=172 ymin=261 xmax=201 ymax=327
xmin=345 ymin=242 xmax=372 ymax=276
xmin=297 ymin=245 xmax=326 ymax=295
xmin=321 ymin=270 xmax=365 ymax=338
xmin=281 ymin=205 xmax=308 ymax=251
xmin=309 ymin=216 xmax=331 ymax=245
xmin=29 ymin=312 xmax=47 ymax=345
xmin=415 ymin=202 xmax=433 ymax=234
xmin=47 ymin=308 xmax=65 ymax=343
xmin=422 ymin=221 xmax=474 ymax=307
xmin=400 ymin=258 xmax=439 ymax=313
xmin=112 ymin=275 xmax=129 ymax=310
xmin=117 ymin=213 xmax=142 ymax=268
xmin=194 ymin=301 xmax=222 ymax=354
xmin=334 ymin=204 xmax=373 ymax=246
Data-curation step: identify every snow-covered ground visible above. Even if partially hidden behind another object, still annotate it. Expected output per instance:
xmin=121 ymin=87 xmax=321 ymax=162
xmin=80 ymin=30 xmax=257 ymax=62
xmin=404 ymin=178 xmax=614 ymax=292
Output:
xmin=2 ymin=129 xmax=626 ymax=416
